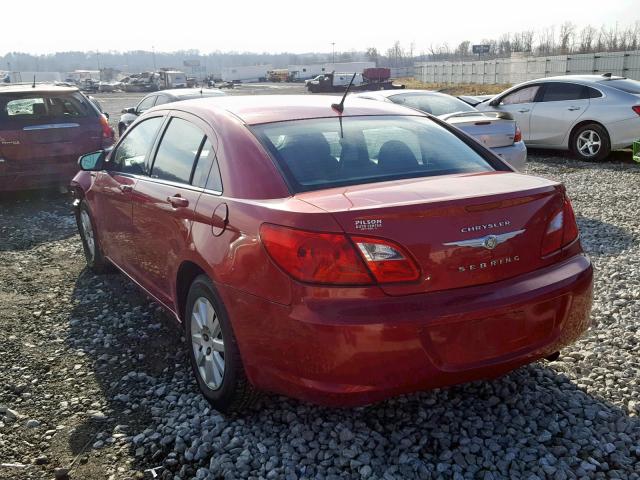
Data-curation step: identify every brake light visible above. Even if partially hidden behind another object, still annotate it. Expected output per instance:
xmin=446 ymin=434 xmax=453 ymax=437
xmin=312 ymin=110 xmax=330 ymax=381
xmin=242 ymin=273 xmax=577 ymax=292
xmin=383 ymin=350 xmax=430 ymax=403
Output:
xmin=513 ymin=125 xmax=522 ymax=143
xmin=633 ymin=106 xmax=640 ymax=116
xmin=260 ymin=224 xmax=372 ymax=285
xmin=352 ymin=236 xmax=420 ymax=283
xmin=99 ymin=114 xmax=114 ymax=144
xmin=541 ymin=194 xmax=579 ymax=256
xmin=260 ymin=224 xmax=420 ymax=285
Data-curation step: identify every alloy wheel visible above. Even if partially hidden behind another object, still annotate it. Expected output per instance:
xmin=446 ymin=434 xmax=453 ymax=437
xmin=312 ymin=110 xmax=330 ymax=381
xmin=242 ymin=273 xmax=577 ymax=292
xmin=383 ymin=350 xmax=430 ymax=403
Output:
xmin=190 ymin=297 xmax=225 ymax=390
xmin=576 ymin=130 xmax=602 ymax=158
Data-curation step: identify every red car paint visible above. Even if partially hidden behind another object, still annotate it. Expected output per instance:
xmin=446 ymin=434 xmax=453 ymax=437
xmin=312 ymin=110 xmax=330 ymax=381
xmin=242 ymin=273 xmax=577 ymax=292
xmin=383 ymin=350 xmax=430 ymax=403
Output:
xmin=0 ymin=85 xmax=114 ymax=191
xmin=71 ymin=95 xmax=592 ymax=406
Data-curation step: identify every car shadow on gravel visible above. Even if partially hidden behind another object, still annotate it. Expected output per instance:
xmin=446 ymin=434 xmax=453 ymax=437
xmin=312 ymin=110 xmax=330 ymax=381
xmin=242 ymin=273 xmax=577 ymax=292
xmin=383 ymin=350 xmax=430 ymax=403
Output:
xmin=0 ymin=190 xmax=77 ymax=251
xmin=63 ymin=266 xmax=640 ymax=479
xmin=577 ymin=215 xmax=636 ymax=257
xmin=528 ymin=148 xmax=636 ymax=165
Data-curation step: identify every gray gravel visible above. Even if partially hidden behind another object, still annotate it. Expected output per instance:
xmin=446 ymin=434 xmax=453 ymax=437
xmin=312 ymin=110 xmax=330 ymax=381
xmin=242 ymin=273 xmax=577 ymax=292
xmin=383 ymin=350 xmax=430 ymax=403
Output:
xmin=1 ymin=154 xmax=640 ymax=479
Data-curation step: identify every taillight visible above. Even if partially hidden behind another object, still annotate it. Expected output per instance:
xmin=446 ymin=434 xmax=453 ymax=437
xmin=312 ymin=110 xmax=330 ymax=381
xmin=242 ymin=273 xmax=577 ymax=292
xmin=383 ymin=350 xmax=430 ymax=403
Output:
xmin=633 ymin=106 xmax=640 ymax=116
xmin=99 ymin=114 xmax=114 ymax=143
xmin=260 ymin=224 xmax=372 ymax=285
xmin=541 ymin=194 xmax=579 ymax=256
xmin=513 ymin=125 xmax=522 ymax=143
xmin=260 ymin=224 xmax=420 ymax=285
xmin=352 ymin=236 xmax=420 ymax=283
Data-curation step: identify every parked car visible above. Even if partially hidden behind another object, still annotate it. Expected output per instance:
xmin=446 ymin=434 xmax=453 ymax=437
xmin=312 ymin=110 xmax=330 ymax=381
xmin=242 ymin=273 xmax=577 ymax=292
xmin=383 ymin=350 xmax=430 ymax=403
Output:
xmin=0 ymin=84 xmax=114 ymax=191
xmin=118 ymin=88 xmax=225 ymax=136
xmin=71 ymin=95 xmax=592 ymax=413
xmin=477 ymin=75 xmax=640 ymax=161
xmin=356 ymin=90 xmax=526 ymax=170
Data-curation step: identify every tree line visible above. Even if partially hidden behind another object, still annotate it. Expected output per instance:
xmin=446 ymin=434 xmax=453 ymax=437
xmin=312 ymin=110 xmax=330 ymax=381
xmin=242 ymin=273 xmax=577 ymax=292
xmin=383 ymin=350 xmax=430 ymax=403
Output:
xmin=2 ymin=22 xmax=638 ymax=74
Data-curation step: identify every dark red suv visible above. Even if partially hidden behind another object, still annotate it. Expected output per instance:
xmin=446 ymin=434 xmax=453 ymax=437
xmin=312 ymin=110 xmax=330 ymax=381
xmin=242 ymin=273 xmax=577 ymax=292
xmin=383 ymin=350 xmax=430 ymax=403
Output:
xmin=71 ymin=95 xmax=592 ymax=413
xmin=0 ymin=84 xmax=114 ymax=191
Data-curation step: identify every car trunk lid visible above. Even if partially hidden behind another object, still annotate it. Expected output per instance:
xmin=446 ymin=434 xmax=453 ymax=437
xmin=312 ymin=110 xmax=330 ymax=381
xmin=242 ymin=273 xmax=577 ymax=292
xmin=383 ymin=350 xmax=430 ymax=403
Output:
xmin=296 ymin=171 xmax=563 ymax=295
xmin=440 ymin=112 xmax=516 ymax=148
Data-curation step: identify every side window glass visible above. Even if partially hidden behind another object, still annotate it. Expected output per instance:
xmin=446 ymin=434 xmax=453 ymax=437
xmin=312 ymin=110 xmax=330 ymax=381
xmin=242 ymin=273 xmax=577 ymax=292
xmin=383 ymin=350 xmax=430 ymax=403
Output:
xmin=192 ymin=138 xmax=216 ymax=189
xmin=541 ymin=83 xmax=586 ymax=102
xmin=136 ymin=96 xmax=156 ymax=113
xmin=110 ymin=117 xmax=164 ymax=174
xmin=586 ymin=87 xmax=603 ymax=98
xmin=154 ymin=95 xmax=170 ymax=107
xmin=151 ymin=118 xmax=205 ymax=184
xmin=501 ymin=86 xmax=540 ymax=105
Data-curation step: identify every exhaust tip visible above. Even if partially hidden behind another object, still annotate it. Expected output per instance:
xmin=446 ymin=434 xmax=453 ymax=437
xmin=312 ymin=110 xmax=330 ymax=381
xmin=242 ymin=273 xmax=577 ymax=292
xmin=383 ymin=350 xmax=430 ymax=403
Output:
xmin=545 ymin=351 xmax=560 ymax=362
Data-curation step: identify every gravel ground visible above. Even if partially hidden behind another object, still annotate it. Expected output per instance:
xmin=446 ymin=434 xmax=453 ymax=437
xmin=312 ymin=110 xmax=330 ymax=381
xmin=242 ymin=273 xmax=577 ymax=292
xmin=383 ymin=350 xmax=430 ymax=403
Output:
xmin=2 ymin=152 xmax=640 ymax=480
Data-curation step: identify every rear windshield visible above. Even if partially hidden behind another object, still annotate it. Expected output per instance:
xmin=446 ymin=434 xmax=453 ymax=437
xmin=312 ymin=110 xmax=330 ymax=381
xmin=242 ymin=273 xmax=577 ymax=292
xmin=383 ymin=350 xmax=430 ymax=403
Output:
xmin=253 ymin=116 xmax=496 ymax=193
xmin=389 ymin=93 xmax=475 ymax=116
xmin=0 ymin=92 xmax=93 ymax=120
xmin=603 ymin=78 xmax=640 ymax=94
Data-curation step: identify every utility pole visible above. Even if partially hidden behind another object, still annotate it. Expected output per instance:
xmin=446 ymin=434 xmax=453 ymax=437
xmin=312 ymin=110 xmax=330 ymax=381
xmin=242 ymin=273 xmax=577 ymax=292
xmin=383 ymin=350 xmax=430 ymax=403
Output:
xmin=152 ymin=46 xmax=157 ymax=71
xmin=331 ymin=42 xmax=335 ymax=64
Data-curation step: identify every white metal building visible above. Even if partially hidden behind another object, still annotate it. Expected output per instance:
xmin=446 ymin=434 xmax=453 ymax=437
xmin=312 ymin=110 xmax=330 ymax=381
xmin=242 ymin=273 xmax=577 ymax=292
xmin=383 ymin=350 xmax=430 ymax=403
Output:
xmin=221 ymin=65 xmax=272 ymax=82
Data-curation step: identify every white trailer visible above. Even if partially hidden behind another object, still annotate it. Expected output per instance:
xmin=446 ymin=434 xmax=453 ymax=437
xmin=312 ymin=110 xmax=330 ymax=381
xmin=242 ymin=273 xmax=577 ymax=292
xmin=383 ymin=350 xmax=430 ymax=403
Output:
xmin=287 ymin=64 xmax=324 ymax=81
xmin=221 ymin=65 xmax=271 ymax=83
xmin=322 ymin=61 xmax=376 ymax=73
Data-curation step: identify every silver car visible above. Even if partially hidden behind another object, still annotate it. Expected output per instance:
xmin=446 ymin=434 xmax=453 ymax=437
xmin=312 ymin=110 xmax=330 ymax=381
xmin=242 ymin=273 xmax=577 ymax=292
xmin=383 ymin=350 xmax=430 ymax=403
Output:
xmin=356 ymin=90 xmax=527 ymax=171
xmin=477 ymin=75 xmax=640 ymax=161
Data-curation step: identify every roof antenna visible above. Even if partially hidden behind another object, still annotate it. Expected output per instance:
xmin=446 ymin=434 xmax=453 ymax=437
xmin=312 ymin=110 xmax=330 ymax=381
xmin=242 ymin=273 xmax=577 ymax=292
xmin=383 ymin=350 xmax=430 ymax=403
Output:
xmin=331 ymin=73 xmax=357 ymax=113
xmin=32 ymin=75 xmax=36 ymax=88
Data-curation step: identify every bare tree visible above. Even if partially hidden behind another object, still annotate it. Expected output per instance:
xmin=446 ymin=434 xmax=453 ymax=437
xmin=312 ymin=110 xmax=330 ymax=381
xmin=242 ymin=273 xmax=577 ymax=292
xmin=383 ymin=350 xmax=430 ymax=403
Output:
xmin=559 ymin=22 xmax=576 ymax=54
xmin=455 ymin=41 xmax=471 ymax=58
xmin=578 ymin=25 xmax=597 ymax=53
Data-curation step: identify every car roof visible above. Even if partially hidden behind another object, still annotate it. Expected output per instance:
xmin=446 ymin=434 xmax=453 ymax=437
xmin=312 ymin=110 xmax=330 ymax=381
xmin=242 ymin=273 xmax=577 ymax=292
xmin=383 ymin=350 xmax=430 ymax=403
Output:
xmin=160 ymin=94 xmax=421 ymax=125
xmin=520 ymin=74 xmax=627 ymax=85
xmin=162 ymin=88 xmax=225 ymax=98
xmin=0 ymin=84 xmax=79 ymax=94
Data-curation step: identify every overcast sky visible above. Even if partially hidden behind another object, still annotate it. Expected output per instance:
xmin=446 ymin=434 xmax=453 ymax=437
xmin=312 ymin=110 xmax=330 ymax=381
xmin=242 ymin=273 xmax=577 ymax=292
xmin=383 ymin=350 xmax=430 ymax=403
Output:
xmin=2 ymin=0 xmax=638 ymax=55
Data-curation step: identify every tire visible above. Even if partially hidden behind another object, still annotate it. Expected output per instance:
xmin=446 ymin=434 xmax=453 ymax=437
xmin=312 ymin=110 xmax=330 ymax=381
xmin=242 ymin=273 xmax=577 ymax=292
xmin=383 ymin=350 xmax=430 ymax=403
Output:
xmin=571 ymin=123 xmax=610 ymax=161
xmin=76 ymin=200 xmax=111 ymax=274
xmin=185 ymin=275 xmax=259 ymax=414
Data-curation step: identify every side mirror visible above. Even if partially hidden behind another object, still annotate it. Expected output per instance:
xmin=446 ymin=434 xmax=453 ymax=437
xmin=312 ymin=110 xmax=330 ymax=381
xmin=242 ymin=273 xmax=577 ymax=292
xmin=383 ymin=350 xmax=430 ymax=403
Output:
xmin=78 ymin=150 xmax=105 ymax=171
xmin=121 ymin=107 xmax=136 ymax=114
xmin=489 ymin=99 xmax=500 ymax=107
xmin=103 ymin=112 xmax=110 ymax=120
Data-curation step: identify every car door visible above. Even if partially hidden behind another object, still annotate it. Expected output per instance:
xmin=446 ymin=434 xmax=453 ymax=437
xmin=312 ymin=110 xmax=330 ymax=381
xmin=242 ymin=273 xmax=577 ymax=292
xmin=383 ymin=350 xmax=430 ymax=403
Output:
xmin=91 ymin=115 xmax=166 ymax=274
xmin=487 ymin=85 xmax=542 ymax=141
xmin=528 ymin=82 xmax=590 ymax=147
xmin=131 ymin=112 xmax=214 ymax=308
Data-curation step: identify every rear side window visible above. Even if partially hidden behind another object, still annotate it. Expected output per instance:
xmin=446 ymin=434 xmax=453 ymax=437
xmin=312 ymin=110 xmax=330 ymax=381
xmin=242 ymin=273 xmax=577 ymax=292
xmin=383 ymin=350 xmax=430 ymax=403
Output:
xmin=151 ymin=118 xmax=206 ymax=184
xmin=604 ymin=79 xmax=640 ymax=94
xmin=540 ymin=83 xmax=588 ymax=102
xmin=1 ymin=92 xmax=91 ymax=119
xmin=193 ymin=138 xmax=223 ymax=191
xmin=390 ymin=93 xmax=475 ymax=115
xmin=253 ymin=116 xmax=495 ymax=193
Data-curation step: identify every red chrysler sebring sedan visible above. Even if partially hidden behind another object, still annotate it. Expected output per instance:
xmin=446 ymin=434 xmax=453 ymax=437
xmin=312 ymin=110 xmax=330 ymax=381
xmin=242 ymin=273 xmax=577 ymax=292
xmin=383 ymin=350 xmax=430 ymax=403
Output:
xmin=70 ymin=95 xmax=593 ymax=413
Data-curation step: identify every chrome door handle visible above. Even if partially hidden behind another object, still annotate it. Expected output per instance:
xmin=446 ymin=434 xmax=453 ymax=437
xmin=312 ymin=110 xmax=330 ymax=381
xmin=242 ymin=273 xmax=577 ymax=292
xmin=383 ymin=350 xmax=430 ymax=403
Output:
xmin=568 ymin=106 xmax=581 ymax=111
xmin=119 ymin=184 xmax=133 ymax=193
xmin=517 ymin=108 xmax=530 ymax=113
xmin=167 ymin=195 xmax=189 ymax=208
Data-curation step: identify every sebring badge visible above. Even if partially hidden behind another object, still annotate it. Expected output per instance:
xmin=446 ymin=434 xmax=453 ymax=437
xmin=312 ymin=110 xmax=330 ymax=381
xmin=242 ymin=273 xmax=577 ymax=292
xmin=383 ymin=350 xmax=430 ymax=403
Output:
xmin=444 ymin=229 xmax=525 ymax=250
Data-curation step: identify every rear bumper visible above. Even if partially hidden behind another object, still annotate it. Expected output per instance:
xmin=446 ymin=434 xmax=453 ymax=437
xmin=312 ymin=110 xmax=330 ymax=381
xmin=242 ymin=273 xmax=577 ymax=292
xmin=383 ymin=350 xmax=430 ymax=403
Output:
xmin=607 ymin=116 xmax=640 ymax=150
xmin=0 ymin=162 xmax=78 ymax=191
xmin=492 ymin=141 xmax=527 ymax=171
xmin=221 ymin=254 xmax=593 ymax=406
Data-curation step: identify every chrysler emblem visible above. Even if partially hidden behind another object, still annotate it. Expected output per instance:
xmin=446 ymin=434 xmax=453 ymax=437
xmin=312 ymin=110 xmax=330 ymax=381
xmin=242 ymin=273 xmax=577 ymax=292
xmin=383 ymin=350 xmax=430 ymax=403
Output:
xmin=483 ymin=235 xmax=498 ymax=250
xmin=444 ymin=229 xmax=526 ymax=250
